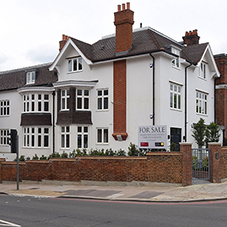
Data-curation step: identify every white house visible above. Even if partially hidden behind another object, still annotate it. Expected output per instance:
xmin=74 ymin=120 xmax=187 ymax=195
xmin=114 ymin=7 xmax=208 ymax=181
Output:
xmin=0 ymin=3 xmax=220 ymax=159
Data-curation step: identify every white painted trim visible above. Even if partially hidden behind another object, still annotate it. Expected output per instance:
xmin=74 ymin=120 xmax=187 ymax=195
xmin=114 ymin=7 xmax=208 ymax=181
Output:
xmin=53 ymin=80 xmax=98 ymax=89
xmin=18 ymin=86 xmax=54 ymax=94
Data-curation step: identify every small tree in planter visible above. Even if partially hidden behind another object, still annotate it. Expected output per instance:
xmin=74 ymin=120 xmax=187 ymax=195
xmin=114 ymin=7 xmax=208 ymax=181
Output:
xmin=205 ymin=122 xmax=220 ymax=147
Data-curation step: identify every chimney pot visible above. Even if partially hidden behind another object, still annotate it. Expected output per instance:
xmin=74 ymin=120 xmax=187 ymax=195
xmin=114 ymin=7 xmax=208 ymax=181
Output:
xmin=127 ymin=2 xmax=130 ymax=9
xmin=189 ymin=31 xmax=192 ymax=36
xmin=62 ymin=34 xmax=65 ymax=40
xmin=122 ymin=3 xmax=125 ymax=10
xmin=185 ymin=31 xmax=188 ymax=36
xmin=117 ymin=4 xmax=121 ymax=11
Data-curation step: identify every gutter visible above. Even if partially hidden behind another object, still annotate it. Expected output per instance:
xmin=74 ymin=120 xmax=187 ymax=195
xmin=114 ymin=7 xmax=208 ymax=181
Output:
xmin=150 ymin=53 xmax=155 ymax=125
xmin=52 ymin=91 xmax=56 ymax=155
xmin=184 ymin=62 xmax=193 ymax=142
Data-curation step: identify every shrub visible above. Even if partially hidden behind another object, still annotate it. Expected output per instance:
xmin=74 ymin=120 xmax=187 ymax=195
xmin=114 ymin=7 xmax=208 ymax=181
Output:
xmin=40 ymin=155 xmax=47 ymax=160
xmin=32 ymin=154 xmax=39 ymax=160
xmin=61 ymin=151 xmax=68 ymax=158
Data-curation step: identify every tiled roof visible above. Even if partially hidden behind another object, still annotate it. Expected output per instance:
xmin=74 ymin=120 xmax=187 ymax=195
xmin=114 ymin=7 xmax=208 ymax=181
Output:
xmin=71 ymin=27 xmax=206 ymax=64
xmin=0 ymin=63 xmax=57 ymax=91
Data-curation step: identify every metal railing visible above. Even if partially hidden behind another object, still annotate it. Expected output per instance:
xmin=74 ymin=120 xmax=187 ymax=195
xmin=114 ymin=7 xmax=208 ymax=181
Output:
xmin=192 ymin=148 xmax=210 ymax=180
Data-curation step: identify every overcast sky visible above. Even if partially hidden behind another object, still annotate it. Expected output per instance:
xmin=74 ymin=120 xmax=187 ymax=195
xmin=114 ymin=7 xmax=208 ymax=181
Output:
xmin=0 ymin=0 xmax=227 ymax=71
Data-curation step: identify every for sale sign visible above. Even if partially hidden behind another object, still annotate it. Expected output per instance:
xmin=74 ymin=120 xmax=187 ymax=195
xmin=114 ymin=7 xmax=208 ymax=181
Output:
xmin=138 ymin=125 xmax=167 ymax=149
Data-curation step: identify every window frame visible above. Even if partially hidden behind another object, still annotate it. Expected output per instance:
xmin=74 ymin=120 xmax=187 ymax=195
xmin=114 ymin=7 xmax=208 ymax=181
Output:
xmin=170 ymin=83 xmax=182 ymax=110
xmin=61 ymin=126 xmax=70 ymax=149
xmin=0 ymin=129 xmax=9 ymax=146
xmin=196 ymin=90 xmax=208 ymax=115
xmin=76 ymin=89 xmax=90 ymax=110
xmin=0 ymin=100 xmax=10 ymax=116
xmin=23 ymin=127 xmax=50 ymax=148
xmin=23 ymin=94 xmax=50 ymax=113
xmin=171 ymin=47 xmax=180 ymax=68
xmin=26 ymin=71 xmax=36 ymax=84
xmin=96 ymin=128 xmax=109 ymax=144
xmin=97 ymin=89 xmax=109 ymax=111
xmin=77 ymin=126 xmax=89 ymax=149
xmin=68 ymin=57 xmax=83 ymax=72
xmin=61 ymin=89 xmax=70 ymax=111
xmin=199 ymin=62 xmax=207 ymax=79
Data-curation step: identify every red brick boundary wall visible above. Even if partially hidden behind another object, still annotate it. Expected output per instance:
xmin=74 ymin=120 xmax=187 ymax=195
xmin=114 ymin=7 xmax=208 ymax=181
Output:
xmin=0 ymin=151 xmax=185 ymax=184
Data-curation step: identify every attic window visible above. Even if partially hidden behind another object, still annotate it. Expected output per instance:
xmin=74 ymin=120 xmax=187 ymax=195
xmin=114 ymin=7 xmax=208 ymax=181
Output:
xmin=171 ymin=47 xmax=180 ymax=68
xmin=199 ymin=62 xmax=206 ymax=79
xmin=26 ymin=71 xmax=36 ymax=84
xmin=68 ymin=57 xmax=82 ymax=72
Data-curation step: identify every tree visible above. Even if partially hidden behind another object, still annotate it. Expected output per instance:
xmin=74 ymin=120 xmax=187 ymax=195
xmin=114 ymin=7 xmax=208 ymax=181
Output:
xmin=205 ymin=122 xmax=220 ymax=147
xmin=192 ymin=118 xmax=206 ymax=148
xmin=192 ymin=118 xmax=220 ymax=148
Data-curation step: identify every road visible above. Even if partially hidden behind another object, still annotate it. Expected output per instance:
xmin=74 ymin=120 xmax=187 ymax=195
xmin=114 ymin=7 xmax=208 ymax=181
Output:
xmin=1 ymin=194 xmax=227 ymax=227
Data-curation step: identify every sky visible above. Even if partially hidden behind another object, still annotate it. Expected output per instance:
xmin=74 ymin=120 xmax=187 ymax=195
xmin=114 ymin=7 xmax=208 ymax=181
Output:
xmin=0 ymin=0 xmax=227 ymax=71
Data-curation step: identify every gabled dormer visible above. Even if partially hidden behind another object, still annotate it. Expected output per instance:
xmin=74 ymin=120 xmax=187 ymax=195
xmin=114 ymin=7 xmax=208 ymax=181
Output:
xmin=26 ymin=71 xmax=36 ymax=84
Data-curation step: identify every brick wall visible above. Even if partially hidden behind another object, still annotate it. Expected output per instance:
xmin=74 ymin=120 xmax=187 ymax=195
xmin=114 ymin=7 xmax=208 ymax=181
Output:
xmin=1 ymin=152 xmax=183 ymax=184
xmin=221 ymin=147 xmax=227 ymax=179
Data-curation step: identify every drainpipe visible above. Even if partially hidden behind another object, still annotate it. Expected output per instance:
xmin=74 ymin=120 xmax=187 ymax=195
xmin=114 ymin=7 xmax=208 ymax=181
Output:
xmin=185 ymin=63 xmax=193 ymax=142
xmin=52 ymin=90 xmax=56 ymax=155
xmin=150 ymin=53 xmax=155 ymax=125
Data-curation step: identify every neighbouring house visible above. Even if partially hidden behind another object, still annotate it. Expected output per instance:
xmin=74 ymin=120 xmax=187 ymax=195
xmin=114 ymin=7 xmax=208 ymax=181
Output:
xmin=0 ymin=2 xmax=221 ymax=160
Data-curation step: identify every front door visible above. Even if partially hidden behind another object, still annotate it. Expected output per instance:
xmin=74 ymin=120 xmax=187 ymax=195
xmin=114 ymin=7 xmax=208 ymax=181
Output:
xmin=170 ymin=128 xmax=181 ymax=151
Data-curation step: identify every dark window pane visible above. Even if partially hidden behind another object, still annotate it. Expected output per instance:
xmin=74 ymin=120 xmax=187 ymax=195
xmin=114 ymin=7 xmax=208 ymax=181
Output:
xmin=44 ymin=102 xmax=49 ymax=111
xmin=73 ymin=59 xmax=77 ymax=71
xmin=104 ymin=129 xmax=108 ymax=143
xmin=38 ymin=102 xmax=41 ymax=111
xmin=104 ymin=90 xmax=108 ymax=95
xmin=84 ymin=90 xmax=89 ymax=96
xmin=98 ymin=90 xmax=102 ymax=96
xmin=78 ymin=135 xmax=82 ymax=148
xmin=97 ymin=129 xmax=102 ymax=143
xmin=78 ymin=58 xmax=82 ymax=70
xmin=84 ymin=135 xmax=88 ymax=148
xmin=84 ymin=98 xmax=89 ymax=109
xmin=98 ymin=98 xmax=102 ymax=109
xmin=38 ymin=135 xmax=41 ymax=147
xmin=44 ymin=135 xmax=48 ymax=147
xmin=77 ymin=98 xmax=82 ymax=109
xmin=61 ymin=135 xmax=65 ymax=148
xmin=104 ymin=98 xmax=108 ymax=109
xmin=32 ymin=135 xmax=35 ymax=147
xmin=66 ymin=135 xmax=70 ymax=148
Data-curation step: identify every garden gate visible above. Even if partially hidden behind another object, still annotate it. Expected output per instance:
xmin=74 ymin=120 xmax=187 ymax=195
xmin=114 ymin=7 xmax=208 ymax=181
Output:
xmin=192 ymin=148 xmax=210 ymax=180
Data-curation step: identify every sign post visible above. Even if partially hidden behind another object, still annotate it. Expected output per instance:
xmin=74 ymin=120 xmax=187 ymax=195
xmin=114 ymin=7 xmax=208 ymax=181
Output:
xmin=138 ymin=125 xmax=167 ymax=150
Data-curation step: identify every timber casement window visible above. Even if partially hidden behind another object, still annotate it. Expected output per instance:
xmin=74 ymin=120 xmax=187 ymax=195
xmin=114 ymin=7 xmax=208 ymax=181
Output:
xmin=23 ymin=127 xmax=49 ymax=148
xmin=77 ymin=126 xmax=88 ymax=149
xmin=68 ymin=57 xmax=82 ymax=72
xmin=0 ymin=100 xmax=10 ymax=116
xmin=61 ymin=126 xmax=70 ymax=148
xmin=97 ymin=128 xmax=109 ymax=144
xmin=76 ymin=89 xmax=89 ymax=110
xmin=171 ymin=47 xmax=180 ymax=68
xmin=196 ymin=91 xmax=208 ymax=115
xmin=0 ymin=129 xmax=9 ymax=145
xmin=199 ymin=62 xmax=206 ymax=79
xmin=23 ymin=94 xmax=50 ymax=112
xmin=97 ymin=89 xmax=108 ymax=110
xmin=61 ymin=89 xmax=70 ymax=111
xmin=170 ymin=83 xmax=181 ymax=110
xmin=26 ymin=71 xmax=36 ymax=84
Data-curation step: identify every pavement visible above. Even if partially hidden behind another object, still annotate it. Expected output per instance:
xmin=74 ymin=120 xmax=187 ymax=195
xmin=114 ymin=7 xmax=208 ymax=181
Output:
xmin=1 ymin=179 xmax=227 ymax=203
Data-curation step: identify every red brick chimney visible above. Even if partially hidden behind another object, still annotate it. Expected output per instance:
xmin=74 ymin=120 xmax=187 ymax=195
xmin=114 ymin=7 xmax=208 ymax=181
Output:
xmin=59 ymin=34 xmax=69 ymax=52
xmin=114 ymin=2 xmax=134 ymax=53
xmin=183 ymin=29 xmax=200 ymax=45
